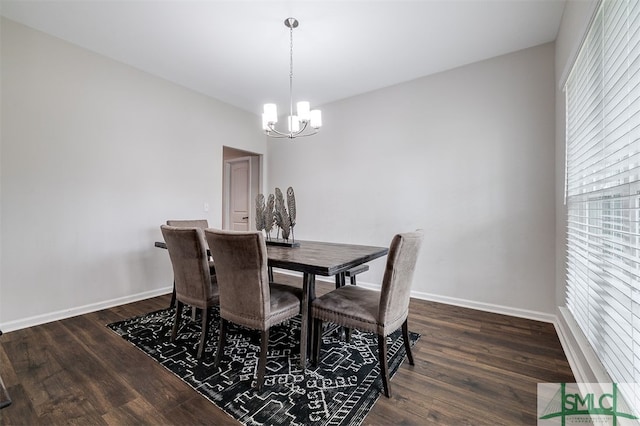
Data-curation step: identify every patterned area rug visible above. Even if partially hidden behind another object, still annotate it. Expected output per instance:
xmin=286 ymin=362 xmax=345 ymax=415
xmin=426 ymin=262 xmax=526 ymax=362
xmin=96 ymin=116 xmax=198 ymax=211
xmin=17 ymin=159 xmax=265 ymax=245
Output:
xmin=108 ymin=306 xmax=419 ymax=426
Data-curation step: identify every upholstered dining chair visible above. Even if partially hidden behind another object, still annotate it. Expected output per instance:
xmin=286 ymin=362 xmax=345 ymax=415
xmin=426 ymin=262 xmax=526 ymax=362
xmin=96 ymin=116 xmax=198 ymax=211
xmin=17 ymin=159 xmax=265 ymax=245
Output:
xmin=160 ymin=225 xmax=220 ymax=359
xmin=311 ymin=230 xmax=424 ymax=398
xmin=165 ymin=219 xmax=216 ymax=307
xmin=166 ymin=219 xmax=216 ymax=273
xmin=204 ymin=229 xmax=302 ymax=391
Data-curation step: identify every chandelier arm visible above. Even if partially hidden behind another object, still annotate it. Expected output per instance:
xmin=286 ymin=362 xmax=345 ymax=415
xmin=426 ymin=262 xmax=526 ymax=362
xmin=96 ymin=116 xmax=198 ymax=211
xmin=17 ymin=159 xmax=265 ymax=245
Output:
xmin=290 ymin=129 xmax=320 ymax=138
xmin=295 ymin=120 xmax=309 ymax=135
xmin=264 ymin=132 xmax=292 ymax=139
xmin=266 ymin=121 xmax=316 ymax=139
xmin=298 ymin=132 xmax=320 ymax=138
xmin=266 ymin=125 xmax=295 ymax=138
xmin=287 ymin=120 xmax=309 ymax=138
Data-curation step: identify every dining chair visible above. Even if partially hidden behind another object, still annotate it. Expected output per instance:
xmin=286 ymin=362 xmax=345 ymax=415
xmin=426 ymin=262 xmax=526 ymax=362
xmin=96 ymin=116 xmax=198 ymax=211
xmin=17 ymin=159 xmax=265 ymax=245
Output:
xmin=160 ymin=225 xmax=220 ymax=359
xmin=204 ymin=229 xmax=302 ymax=391
xmin=166 ymin=219 xmax=216 ymax=274
xmin=165 ymin=219 xmax=216 ymax=306
xmin=310 ymin=230 xmax=424 ymax=398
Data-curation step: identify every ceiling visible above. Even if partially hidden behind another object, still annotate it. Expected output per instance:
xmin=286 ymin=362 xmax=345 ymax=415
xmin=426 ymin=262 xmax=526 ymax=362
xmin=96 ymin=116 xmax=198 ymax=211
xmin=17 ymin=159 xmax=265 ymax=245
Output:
xmin=0 ymin=0 xmax=566 ymax=116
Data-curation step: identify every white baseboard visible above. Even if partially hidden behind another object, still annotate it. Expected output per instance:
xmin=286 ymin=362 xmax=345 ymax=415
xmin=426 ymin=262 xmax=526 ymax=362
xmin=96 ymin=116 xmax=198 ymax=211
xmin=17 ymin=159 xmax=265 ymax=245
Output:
xmin=287 ymin=271 xmax=557 ymax=323
xmin=554 ymin=306 xmax=611 ymax=383
xmin=0 ymin=286 xmax=172 ymax=333
xmin=406 ymin=288 xmax=557 ymax=323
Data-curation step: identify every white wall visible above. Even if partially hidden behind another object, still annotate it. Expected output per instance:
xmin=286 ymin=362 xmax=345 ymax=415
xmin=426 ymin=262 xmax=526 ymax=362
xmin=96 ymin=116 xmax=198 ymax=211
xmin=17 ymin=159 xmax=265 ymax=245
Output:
xmin=269 ymin=43 xmax=557 ymax=319
xmin=0 ymin=18 xmax=265 ymax=330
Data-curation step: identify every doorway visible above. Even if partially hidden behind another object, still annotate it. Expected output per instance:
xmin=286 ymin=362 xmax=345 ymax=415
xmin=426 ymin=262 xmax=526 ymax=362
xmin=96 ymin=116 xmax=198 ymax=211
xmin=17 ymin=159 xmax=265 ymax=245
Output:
xmin=222 ymin=147 xmax=262 ymax=231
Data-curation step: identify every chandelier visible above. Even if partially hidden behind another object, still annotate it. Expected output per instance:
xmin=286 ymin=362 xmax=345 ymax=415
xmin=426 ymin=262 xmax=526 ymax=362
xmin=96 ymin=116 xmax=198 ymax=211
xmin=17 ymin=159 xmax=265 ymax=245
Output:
xmin=262 ymin=18 xmax=322 ymax=139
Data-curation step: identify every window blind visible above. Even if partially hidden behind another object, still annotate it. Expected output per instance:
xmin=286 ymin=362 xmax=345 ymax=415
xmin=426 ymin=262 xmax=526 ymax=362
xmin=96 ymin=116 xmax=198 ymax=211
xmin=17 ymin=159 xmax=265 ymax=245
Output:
xmin=565 ymin=0 xmax=639 ymax=411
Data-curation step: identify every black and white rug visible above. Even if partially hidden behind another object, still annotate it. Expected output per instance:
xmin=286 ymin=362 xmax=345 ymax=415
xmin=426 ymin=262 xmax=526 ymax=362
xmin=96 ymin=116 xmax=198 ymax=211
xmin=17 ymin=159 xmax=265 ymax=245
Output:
xmin=107 ymin=306 xmax=419 ymax=426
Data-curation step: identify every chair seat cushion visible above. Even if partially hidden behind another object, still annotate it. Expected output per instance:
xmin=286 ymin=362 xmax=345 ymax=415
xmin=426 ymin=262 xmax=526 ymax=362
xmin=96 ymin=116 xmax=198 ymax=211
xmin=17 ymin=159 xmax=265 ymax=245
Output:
xmin=312 ymin=285 xmax=381 ymax=334
xmin=266 ymin=283 xmax=302 ymax=328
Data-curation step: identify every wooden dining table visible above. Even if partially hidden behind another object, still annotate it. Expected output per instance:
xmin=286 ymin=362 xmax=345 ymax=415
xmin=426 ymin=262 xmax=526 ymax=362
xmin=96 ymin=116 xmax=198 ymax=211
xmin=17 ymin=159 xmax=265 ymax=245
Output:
xmin=155 ymin=238 xmax=389 ymax=368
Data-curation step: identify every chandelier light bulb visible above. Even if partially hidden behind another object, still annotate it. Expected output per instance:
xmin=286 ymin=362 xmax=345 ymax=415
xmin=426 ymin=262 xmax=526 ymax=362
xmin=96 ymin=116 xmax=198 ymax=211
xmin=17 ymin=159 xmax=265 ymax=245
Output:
xmin=310 ymin=110 xmax=322 ymax=129
xmin=263 ymin=103 xmax=278 ymax=124
xmin=297 ymin=101 xmax=310 ymax=121
xmin=288 ymin=115 xmax=300 ymax=132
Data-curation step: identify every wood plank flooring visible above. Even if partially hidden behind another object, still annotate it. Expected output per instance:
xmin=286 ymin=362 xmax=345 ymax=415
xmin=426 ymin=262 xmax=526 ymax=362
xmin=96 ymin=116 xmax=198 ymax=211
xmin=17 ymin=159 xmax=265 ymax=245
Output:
xmin=0 ymin=274 xmax=574 ymax=425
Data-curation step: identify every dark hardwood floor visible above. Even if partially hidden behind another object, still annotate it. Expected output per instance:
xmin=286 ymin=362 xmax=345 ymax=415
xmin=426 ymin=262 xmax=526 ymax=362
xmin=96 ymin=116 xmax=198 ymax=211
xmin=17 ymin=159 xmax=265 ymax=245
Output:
xmin=0 ymin=274 xmax=574 ymax=425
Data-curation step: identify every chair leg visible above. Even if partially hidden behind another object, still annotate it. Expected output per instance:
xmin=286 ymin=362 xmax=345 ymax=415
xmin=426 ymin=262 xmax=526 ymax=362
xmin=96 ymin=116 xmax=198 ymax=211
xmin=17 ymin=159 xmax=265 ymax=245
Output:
xmin=171 ymin=301 xmax=183 ymax=341
xmin=169 ymin=280 xmax=176 ymax=308
xmin=214 ymin=319 xmax=227 ymax=368
xmin=256 ymin=329 xmax=269 ymax=391
xmin=333 ymin=273 xmax=349 ymax=340
xmin=402 ymin=319 xmax=414 ymax=366
xmin=197 ymin=307 xmax=209 ymax=359
xmin=377 ymin=334 xmax=391 ymax=398
xmin=312 ymin=318 xmax=323 ymax=366
xmin=343 ymin=271 xmax=359 ymax=339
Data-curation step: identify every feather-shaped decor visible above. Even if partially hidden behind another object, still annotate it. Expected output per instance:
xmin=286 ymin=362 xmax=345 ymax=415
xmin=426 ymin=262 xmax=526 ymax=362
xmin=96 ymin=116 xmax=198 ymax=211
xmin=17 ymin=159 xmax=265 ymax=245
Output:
xmin=264 ymin=194 xmax=275 ymax=239
xmin=274 ymin=187 xmax=291 ymax=240
xmin=259 ymin=187 xmax=297 ymax=244
xmin=286 ymin=187 xmax=296 ymax=241
xmin=255 ymin=194 xmax=265 ymax=231
xmin=286 ymin=187 xmax=296 ymax=227
xmin=280 ymin=214 xmax=291 ymax=240
xmin=274 ymin=188 xmax=285 ymax=228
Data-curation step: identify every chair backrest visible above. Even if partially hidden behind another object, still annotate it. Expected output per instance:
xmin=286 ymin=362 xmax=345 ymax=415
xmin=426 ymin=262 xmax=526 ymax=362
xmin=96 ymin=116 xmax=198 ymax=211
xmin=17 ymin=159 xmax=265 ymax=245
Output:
xmin=160 ymin=225 xmax=213 ymax=306
xmin=378 ymin=230 xmax=424 ymax=329
xmin=204 ymin=229 xmax=270 ymax=329
xmin=166 ymin=220 xmax=212 ymax=256
xmin=166 ymin=219 xmax=209 ymax=229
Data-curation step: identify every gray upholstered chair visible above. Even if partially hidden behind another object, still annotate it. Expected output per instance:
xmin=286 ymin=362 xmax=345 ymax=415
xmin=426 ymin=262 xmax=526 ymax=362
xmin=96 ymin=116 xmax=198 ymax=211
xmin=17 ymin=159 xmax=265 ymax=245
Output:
xmin=204 ymin=229 xmax=302 ymax=391
xmin=166 ymin=219 xmax=216 ymax=306
xmin=311 ymin=230 xmax=424 ymax=398
xmin=166 ymin=219 xmax=216 ymax=273
xmin=160 ymin=225 xmax=220 ymax=359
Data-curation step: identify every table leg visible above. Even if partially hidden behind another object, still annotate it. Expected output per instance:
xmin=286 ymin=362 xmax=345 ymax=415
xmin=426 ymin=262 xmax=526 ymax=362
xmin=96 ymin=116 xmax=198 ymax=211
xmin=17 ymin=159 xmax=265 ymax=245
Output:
xmin=299 ymin=272 xmax=316 ymax=369
xmin=334 ymin=272 xmax=345 ymax=289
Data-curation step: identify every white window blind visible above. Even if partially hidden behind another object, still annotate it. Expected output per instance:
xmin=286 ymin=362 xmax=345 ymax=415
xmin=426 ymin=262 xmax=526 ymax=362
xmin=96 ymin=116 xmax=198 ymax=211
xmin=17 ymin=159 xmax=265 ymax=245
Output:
xmin=565 ymin=0 xmax=640 ymax=411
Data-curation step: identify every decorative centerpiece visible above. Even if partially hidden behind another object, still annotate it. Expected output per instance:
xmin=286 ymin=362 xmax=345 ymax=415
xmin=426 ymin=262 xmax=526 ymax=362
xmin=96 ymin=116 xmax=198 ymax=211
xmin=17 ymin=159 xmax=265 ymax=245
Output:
xmin=256 ymin=186 xmax=299 ymax=247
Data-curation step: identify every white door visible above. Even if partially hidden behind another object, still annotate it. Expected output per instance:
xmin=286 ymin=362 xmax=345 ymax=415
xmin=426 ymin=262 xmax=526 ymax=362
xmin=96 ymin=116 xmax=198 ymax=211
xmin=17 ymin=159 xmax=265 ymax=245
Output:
xmin=229 ymin=159 xmax=250 ymax=231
